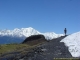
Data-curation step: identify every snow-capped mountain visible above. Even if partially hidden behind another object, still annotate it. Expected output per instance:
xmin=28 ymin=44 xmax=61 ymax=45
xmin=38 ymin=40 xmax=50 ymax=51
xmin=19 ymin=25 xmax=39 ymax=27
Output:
xmin=60 ymin=31 xmax=80 ymax=57
xmin=0 ymin=27 xmax=63 ymax=44
xmin=42 ymin=32 xmax=64 ymax=40
xmin=0 ymin=27 xmax=63 ymax=39
xmin=0 ymin=27 xmax=40 ymax=37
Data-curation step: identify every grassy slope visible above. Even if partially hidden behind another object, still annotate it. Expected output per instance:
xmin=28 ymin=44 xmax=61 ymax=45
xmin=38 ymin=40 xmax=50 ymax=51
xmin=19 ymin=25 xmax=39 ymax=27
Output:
xmin=0 ymin=44 xmax=30 ymax=55
xmin=0 ymin=41 xmax=46 ymax=56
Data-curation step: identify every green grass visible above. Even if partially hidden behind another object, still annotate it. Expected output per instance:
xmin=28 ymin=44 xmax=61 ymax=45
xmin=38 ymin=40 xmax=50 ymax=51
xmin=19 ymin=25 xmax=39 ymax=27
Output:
xmin=0 ymin=41 xmax=46 ymax=56
xmin=0 ymin=43 xmax=33 ymax=55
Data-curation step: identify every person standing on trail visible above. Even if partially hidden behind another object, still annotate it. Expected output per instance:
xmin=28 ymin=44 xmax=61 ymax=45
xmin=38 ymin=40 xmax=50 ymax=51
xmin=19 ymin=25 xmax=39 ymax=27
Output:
xmin=64 ymin=28 xmax=67 ymax=36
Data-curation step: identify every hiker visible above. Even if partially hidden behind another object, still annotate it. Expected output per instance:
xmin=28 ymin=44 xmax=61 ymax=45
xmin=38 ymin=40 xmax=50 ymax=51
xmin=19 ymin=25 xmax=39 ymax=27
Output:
xmin=64 ymin=28 xmax=67 ymax=36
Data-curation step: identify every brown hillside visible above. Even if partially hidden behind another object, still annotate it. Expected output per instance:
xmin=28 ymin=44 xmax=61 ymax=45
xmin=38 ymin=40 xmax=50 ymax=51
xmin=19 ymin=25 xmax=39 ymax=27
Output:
xmin=22 ymin=35 xmax=47 ymax=45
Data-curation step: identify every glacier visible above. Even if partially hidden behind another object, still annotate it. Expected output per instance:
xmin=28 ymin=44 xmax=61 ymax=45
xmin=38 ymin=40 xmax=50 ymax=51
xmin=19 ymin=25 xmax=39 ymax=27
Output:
xmin=0 ymin=27 xmax=64 ymax=44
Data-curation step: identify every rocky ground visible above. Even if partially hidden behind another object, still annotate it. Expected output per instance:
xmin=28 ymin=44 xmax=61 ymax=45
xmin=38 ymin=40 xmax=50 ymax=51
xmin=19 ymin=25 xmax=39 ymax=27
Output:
xmin=20 ymin=36 xmax=72 ymax=60
xmin=0 ymin=36 xmax=78 ymax=60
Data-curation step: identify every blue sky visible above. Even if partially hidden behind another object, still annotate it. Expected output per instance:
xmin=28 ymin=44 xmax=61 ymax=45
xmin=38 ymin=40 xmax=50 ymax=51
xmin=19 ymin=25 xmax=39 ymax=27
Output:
xmin=0 ymin=0 xmax=80 ymax=34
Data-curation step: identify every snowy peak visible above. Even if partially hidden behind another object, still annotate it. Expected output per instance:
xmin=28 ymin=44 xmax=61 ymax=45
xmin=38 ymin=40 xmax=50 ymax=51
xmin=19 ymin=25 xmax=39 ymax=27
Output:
xmin=0 ymin=27 xmax=63 ymax=40
xmin=20 ymin=27 xmax=40 ymax=37
xmin=0 ymin=27 xmax=40 ymax=37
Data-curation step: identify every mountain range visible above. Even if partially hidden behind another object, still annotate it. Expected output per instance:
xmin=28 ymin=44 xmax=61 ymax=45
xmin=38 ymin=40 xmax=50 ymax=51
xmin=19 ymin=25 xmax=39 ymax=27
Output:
xmin=0 ymin=27 xmax=64 ymax=44
xmin=0 ymin=27 xmax=80 ymax=58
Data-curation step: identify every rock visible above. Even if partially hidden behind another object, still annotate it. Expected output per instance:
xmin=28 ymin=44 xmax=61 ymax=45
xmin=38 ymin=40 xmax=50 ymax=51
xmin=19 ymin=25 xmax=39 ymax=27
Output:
xmin=22 ymin=35 xmax=46 ymax=45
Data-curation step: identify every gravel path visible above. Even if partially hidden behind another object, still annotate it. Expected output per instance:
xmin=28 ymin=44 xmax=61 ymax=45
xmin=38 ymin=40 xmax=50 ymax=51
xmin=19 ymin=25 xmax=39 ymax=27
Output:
xmin=20 ymin=36 xmax=72 ymax=60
